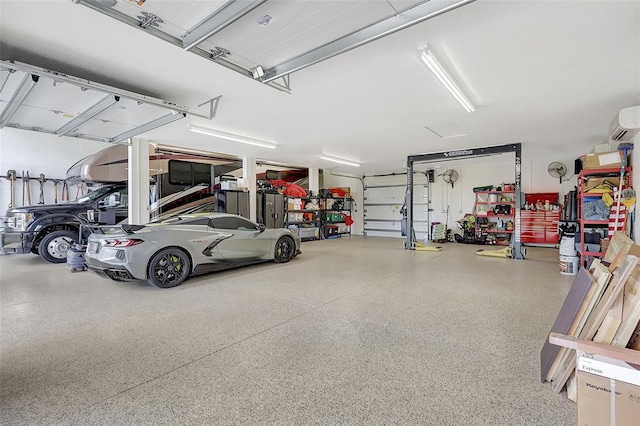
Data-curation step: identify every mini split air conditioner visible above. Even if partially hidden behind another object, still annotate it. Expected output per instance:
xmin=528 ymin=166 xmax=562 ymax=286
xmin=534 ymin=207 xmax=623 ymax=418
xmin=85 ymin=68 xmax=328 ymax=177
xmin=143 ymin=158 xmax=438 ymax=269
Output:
xmin=609 ymin=105 xmax=640 ymax=141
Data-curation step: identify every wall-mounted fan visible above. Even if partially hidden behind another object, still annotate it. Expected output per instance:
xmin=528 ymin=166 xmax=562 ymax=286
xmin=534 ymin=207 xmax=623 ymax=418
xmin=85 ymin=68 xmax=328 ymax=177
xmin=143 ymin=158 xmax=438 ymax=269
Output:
xmin=442 ymin=169 xmax=459 ymax=188
xmin=547 ymin=161 xmax=567 ymax=183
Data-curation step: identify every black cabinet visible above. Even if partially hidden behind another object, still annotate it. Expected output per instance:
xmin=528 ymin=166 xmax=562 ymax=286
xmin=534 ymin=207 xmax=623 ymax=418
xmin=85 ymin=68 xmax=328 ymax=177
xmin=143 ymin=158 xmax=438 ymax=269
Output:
xmin=257 ymin=193 xmax=284 ymax=228
xmin=215 ymin=190 xmax=249 ymax=218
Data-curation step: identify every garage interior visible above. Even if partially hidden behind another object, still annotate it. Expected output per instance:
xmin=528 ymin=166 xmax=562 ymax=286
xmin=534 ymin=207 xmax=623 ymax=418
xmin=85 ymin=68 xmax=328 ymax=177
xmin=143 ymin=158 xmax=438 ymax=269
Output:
xmin=1 ymin=1 xmax=640 ymax=425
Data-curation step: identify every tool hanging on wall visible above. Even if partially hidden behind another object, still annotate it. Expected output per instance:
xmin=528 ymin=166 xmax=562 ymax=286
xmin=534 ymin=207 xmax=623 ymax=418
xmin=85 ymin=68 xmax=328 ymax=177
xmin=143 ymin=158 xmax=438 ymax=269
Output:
xmin=53 ymin=179 xmax=60 ymax=204
xmin=6 ymin=170 xmax=16 ymax=208
xmin=26 ymin=171 xmax=32 ymax=205
xmin=75 ymin=183 xmax=85 ymax=200
xmin=38 ymin=173 xmax=46 ymax=204
xmin=21 ymin=171 xmax=25 ymax=206
xmin=62 ymin=180 xmax=69 ymax=202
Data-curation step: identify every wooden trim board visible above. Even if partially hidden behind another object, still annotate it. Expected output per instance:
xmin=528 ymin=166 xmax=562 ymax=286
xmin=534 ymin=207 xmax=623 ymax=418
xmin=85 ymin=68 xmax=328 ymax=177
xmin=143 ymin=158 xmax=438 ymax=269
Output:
xmin=549 ymin=332 xmax=640 ymax=365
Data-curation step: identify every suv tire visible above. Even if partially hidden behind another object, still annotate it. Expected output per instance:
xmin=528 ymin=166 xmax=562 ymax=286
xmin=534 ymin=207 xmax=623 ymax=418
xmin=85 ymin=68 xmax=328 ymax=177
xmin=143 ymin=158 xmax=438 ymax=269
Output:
xmin=39 ymin=230 xmax=78 ymax=263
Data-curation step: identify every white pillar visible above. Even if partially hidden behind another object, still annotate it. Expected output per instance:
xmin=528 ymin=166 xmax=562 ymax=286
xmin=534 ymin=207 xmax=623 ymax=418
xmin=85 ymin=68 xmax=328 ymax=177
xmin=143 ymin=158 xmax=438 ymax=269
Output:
xmin=243 ymin=156 xmax=257 ymax=222
xmin=128 ymin=138 xmax=150 ymax=224
xmin=308 ymin=167 xmax=320 ymax=196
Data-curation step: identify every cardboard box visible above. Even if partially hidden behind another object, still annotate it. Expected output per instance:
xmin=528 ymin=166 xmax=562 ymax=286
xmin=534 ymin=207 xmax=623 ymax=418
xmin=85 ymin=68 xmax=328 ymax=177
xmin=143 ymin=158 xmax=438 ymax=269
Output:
xmin=576 ymin=370 xmax=640 ymax=425
xmin=287 ymin=199 xmax=303 ymax=210
xmin=583 ymin=151 xmax=622 ymax=170
xmin=577 ymin=350 xmax=640 ymax=385
xmin=576 ymin=350 xmax=640 ymax=426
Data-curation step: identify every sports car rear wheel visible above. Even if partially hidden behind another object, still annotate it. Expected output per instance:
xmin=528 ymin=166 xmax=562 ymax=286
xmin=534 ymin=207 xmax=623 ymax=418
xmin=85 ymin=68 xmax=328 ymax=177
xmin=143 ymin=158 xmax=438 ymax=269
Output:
xmin=274 ymin=236 xmax=295 ymax=263
xmin=147 ymin=248 xmax=191 ymax=288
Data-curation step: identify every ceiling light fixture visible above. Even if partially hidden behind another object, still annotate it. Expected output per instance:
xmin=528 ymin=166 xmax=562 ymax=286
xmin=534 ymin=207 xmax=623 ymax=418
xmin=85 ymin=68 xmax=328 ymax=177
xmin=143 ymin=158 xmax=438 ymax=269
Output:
xmin=251 ymin=65 xmax=265 ymax=79
xmin=189 ymin=124 xmax=277 ymax=149
xmin=319 ymin=154 xmax=360 ymax=167
xmin=418 ymin=44 xmax=475 ymax=113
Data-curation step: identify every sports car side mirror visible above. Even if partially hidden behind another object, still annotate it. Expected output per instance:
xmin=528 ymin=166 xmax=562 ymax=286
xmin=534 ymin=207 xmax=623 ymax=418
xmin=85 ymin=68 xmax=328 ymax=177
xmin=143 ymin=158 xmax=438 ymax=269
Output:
xmin=258 ymin=224 xmax=266 ymax=232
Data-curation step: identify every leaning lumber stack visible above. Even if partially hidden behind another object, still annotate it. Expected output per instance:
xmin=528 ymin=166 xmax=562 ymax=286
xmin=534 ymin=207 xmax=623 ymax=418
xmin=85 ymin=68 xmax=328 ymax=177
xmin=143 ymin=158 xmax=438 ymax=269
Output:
xmin=541 ymin=231 xmax=640 ymax=397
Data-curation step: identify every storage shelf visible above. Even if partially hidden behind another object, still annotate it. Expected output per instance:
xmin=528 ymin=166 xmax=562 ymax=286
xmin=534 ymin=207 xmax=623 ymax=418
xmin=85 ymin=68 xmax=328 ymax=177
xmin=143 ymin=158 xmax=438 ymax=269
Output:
xmin=476 ymin=202 xmax=515 ymax=205
xmin=474 ymin=190 xmax=515 ymax=194
xmin=579 ymin=167 xmax=630 ymax=177
xmin=577 ymin=166 xmax=632 ymax=267
xmin=474 ymin=190 xmax=516 ymax=244
xmin=578 ymin=193 xmax=617 ymax=198
xmin=578 ymin=219 xmax=609 ymax=225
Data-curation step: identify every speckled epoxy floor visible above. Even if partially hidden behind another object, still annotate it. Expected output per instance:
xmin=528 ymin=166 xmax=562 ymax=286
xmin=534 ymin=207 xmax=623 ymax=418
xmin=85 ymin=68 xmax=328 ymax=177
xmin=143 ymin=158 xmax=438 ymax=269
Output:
xmin=1 ymin=237 xmax=576 ymax=425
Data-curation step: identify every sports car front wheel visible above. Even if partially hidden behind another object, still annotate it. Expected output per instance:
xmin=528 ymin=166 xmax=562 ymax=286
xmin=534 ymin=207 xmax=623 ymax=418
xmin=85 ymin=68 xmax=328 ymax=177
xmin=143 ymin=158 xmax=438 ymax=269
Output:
xmin=147 ymin=248 xmax=191 ymax=288
xmin=274 ymin=236 xmax=295 ymax=263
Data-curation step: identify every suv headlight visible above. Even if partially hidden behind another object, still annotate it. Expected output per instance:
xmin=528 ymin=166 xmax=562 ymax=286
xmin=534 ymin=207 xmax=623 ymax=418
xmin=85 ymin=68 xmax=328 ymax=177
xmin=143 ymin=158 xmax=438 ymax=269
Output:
xmin=8 ymin=213 xmax=33 ymax=231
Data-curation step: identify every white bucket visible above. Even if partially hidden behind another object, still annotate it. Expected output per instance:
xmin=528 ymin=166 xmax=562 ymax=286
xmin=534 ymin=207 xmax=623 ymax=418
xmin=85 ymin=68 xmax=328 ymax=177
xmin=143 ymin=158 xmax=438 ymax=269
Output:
xmin=559 ymin=235 xmax=577 ymax=256
xmin=559 ymin=255 xmax=579 ymax=275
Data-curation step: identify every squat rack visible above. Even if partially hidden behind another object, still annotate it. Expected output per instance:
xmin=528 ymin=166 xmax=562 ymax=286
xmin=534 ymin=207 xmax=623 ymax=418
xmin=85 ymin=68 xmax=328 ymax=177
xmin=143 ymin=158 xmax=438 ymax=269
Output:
xmin=404 ymin=143 xmax=524 ymax=260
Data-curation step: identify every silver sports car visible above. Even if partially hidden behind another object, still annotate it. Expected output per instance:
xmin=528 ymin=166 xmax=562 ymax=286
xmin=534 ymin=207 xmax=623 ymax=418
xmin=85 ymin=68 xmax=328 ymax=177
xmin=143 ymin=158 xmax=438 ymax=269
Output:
xmin=85 ymin=213 xmax=302 ymax=288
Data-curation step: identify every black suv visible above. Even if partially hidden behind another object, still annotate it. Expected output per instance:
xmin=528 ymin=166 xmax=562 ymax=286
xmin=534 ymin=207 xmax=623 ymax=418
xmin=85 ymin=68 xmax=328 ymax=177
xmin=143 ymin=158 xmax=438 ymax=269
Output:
xmin=1 ymin=184 xmax=128 ymax=263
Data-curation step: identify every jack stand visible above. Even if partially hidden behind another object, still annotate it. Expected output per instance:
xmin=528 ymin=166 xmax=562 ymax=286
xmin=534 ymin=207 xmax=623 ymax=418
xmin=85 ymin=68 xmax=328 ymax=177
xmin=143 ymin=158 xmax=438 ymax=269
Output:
xmin=476 ymin=246 xmax=527 ymax=258
xmin=412 ymin=241 xmax=442 ymax=252
xmin=476 ymin=246 xmax=512 ymax=258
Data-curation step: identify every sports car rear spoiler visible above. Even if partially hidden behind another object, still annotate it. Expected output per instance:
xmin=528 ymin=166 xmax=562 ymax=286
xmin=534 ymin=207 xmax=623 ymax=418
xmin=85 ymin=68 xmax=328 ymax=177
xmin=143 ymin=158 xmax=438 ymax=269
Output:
xmin=84 ymin=224 xmax=146 ymax=235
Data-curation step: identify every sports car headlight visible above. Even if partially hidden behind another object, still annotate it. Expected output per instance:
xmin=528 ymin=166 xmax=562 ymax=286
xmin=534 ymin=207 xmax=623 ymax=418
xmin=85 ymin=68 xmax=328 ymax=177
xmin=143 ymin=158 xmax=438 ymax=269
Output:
xmin=8 ymin=213 xmax=33 ymax=231
xmin=103 ymin=238 xmax=144 ymax=247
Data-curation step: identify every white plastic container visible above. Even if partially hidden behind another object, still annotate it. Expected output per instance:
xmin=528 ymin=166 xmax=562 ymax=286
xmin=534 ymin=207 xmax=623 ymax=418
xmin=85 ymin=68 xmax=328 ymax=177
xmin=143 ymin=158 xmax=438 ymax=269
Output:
xmin=559 ymin=235 xmax=577 ymax=256
xmin=559 ymin=255 xmax=579 ymax=275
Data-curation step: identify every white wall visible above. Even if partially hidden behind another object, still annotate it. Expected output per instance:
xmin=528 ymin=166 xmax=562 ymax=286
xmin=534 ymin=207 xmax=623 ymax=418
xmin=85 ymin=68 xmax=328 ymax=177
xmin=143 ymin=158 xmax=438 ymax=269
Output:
xmin=0 ymin=128 xmax=109 ymax=211
xmin=323 ymin=146 xmax=586 ymax=238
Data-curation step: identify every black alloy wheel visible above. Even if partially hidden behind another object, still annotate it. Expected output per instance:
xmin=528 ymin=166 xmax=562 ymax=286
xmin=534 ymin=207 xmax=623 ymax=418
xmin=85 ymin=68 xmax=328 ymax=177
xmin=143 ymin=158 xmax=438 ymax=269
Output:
xmin=274 ymin=236 xmax=295 ymax=263
xmin=147 ymin=248 xmax=191 ymax=288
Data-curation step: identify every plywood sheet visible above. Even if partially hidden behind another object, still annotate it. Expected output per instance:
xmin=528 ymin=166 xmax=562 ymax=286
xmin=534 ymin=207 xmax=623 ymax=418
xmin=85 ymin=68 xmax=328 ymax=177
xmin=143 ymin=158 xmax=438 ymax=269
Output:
xmin=540 ymin=267 xmax=594 ymax=382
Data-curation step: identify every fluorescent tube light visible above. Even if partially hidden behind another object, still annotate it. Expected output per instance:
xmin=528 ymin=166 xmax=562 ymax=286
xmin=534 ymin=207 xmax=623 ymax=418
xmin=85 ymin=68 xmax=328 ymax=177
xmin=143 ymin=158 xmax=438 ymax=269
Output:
xmin=189 ymin=125 xmax=277 ymax=149
xmin=319 ymin=154 xmax=360 ymax=167
xmin=419 ymin=44 xmax=475 ymax=112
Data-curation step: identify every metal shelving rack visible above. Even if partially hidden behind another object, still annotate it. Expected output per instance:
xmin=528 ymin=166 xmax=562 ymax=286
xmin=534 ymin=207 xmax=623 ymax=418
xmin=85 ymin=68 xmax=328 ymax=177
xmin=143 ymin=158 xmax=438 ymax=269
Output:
xmin=319 ymin=197 xmax=353 ymax=239
xmin=473 ymin=190 xmax=516 ymax=245
xmin=576 ymin=167 xmax=632 ymax=267
xmin=284 ymin=195 xmax=320 ymax=241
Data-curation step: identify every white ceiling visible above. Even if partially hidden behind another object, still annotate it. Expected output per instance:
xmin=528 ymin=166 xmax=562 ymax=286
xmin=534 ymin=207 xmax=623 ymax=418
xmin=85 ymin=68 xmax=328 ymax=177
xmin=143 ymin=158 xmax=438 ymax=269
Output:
xmin=0 ymin=0 xmax=639 ymax=175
